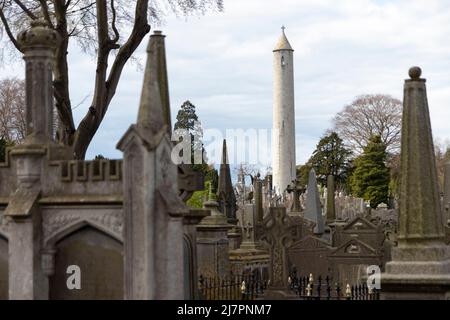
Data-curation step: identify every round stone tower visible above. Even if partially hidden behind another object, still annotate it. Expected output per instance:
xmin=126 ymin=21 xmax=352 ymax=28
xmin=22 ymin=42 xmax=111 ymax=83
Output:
xmin=272 ymin=27 xmax=296 ymax=194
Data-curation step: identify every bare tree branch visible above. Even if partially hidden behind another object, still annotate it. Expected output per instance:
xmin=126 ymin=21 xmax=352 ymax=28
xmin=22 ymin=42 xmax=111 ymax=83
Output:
xmin=13 ymin=0 xmax=37 ymax=19
xmin=38 ymin=0 xmax=54 ymax=28
xmin=110 ymin=0 xmax=119 ymax=43
xmin=0 ymin=7 xmax=22 ymax=52
xmin=333 ymin=94 xmax=402 ymax=155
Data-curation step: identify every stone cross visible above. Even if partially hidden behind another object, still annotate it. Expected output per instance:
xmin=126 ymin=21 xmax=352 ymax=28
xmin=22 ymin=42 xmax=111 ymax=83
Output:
xmin=286 ymin=179 xmax=303 ymax=213
xmin=261 ymin=207 xmax=293 ymax=289
xmin=243 ymin=222 xmax=253 ymax=240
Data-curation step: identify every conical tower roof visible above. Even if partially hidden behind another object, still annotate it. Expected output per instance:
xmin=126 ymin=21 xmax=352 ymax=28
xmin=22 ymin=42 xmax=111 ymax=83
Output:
xmin=273 ymin=26 xmax=293 ymax=51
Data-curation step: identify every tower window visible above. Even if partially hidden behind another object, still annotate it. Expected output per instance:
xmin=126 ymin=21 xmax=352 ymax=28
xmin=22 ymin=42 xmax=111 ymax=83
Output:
xmin=281 ymin=56 xmax=285 ymax=67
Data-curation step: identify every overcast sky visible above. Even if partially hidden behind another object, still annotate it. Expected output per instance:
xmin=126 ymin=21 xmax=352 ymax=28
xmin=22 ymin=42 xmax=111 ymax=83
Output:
xmin=3 ymin=0 xmax=450 ymax=165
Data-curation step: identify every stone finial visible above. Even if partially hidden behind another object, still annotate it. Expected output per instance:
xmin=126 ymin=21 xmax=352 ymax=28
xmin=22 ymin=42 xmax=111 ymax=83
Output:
xmin=136 ymin=32 xmax=166 ymax=135
xmin=207 ymin=181 xmax=217 ymax=202
xmin=136 ymin=30 xmax=171 ymax=133
xmin=398 ymin=66 xmax=444 ymax=241
xmin=221 ymin=139 xmax=229 ymax=165
xmin=17 ymin=19 xmax=59 ymax=51
xmin=201 ymin=182 xmax=230 ymax=225
xmin=408 ymin=66 xmax=422 ymax=80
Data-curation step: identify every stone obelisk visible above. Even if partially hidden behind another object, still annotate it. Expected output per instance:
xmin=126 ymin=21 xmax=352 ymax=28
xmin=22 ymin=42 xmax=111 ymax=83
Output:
xmin=381 ymin=67 xmax=450 ymax=300
xmin=272 ymin=27 xmax=296 ymax=194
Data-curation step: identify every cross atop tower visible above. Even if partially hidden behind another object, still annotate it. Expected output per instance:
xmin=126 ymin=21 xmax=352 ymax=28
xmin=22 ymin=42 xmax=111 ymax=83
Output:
xmin=281 ymin=25 xmax=286 ymax=33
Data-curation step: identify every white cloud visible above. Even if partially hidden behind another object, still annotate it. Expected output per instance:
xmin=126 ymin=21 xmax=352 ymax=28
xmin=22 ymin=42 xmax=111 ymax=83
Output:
xmin=3 ymin=0 xmax=450 ymax=164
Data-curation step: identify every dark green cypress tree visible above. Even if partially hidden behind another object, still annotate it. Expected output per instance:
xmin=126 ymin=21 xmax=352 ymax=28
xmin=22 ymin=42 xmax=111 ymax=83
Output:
xmin=350 ymin=135 xmax=390 ymax=208
xmin=303 ymin=132 xmax=352 ymax=189
xmin=174 ymin=100 xmax=207 ymax=172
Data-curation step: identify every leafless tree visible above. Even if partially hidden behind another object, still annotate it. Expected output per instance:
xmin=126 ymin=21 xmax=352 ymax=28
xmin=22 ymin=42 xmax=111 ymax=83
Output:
xmin=0 ymin=77 xmax=26 ymax=143
xmin=434 ymin=138 xmax=450 ymax=192
xmin=0 ymin=0 xmax=223 ymax=159
xmin=333 ymin=94 xmax=402 ymax=155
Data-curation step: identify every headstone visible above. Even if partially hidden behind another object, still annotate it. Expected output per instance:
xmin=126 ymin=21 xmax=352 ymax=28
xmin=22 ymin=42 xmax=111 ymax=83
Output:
xmin=326 ymin=175 xmax=336 ymax=223
xmin=381 ymin=67 xmax=450 ymax=299
xmin=253 ymin=174 xmax=264 ymax=223
xmin=304 ymin=169 xmax=324 ymax=235
xmin=260 ymin=207 xmax=294 ymax=289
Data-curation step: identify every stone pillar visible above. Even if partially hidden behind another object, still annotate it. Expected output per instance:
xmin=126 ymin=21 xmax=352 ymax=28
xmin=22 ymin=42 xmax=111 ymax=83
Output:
xmin=117 ymin=31 xmax=188 ymax=300
xmin=196 ymin=191 xmax=232 ymax=278
xmin=18 ymin=20 xmax=58 ymax=144
xmin=272 ymin=28 xmax=296 ymax=193
xmin=3 ymin=19 xmax=61 ymax=300
xmin=326 ymin=175 xmax=336 ymax=223
xmin=381 ymin=67 xmax=450 ymax=300
xmin=254 ymin=179 xmax=264 ymax=223
xmin=183 ymin=209 xmax=208 ymax=299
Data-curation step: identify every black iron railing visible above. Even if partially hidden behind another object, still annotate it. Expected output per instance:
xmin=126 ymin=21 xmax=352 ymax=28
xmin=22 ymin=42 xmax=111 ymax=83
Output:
xmin=198 ymin=274 xmax=268 ymax=300
xmin=288 ymin=274 xmax=380 ymax=300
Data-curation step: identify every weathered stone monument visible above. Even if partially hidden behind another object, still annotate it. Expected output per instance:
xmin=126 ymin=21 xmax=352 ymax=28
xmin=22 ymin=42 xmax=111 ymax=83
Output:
xmin=229 ymin=204 xmax=270 ymax=276
xmin=272 ymin=27 xmax=296 ymax=193
xmin=183 ymin=209 xmax=208 ymax=299
xmin=261 ymin=207 xmax=294 ymax=290
xmin=217 ymin=140 xmax=241 ymax=249
xmin=196 ymin=186 xmax=232 ymax=278
xmin=381 ymin=67 xmax=450 ymax=299
xmin=2 ymin=19 xmax=70 ymax=300
xmin=286 ymin=179 xmax=303 ymax=214
xmin=304 ymin=169 xmax=324 ymax=235
xmin=218 ymin=139 xmax=237 ymax=224
xmin=117 ymin=30 xmax=189 ymax=300
xmin=253 ymin=174 xmax=264 ymax=223
xmin=0 ymin=22 xmax=199 ymax=300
